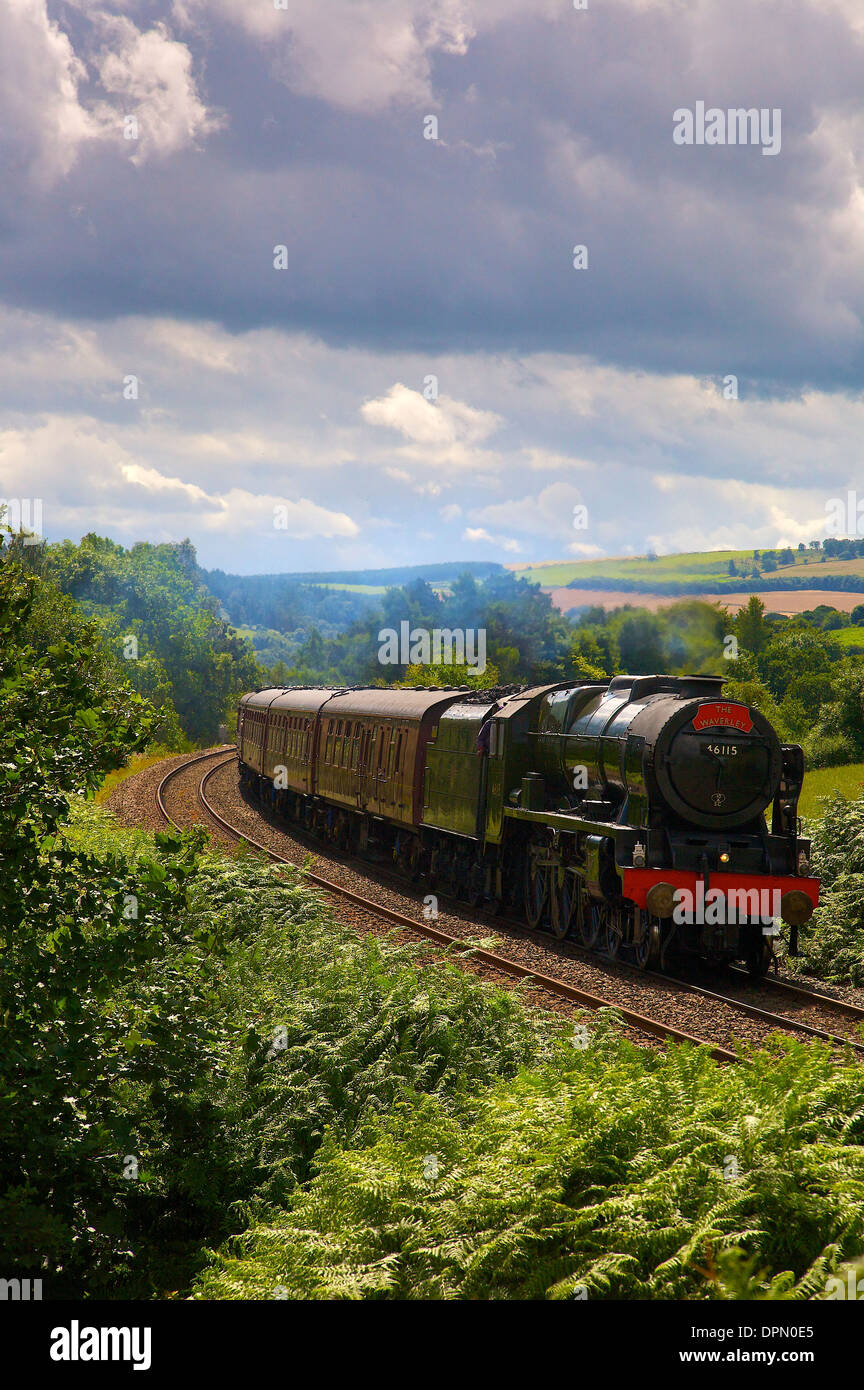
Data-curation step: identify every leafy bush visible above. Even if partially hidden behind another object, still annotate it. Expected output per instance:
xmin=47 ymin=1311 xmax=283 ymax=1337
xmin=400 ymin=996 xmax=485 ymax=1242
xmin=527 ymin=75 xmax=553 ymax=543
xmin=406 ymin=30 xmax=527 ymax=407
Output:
xmin=802 ymin=667 xmax=864 ymax=769
xmin=5 ymin=786 xmax=556 ymax=1295
xmin=792 ymin=792 xmax=864 ymax=983
xmin=802 ymin=732 xmax=857 ymax=770
xmin=180 ymin=851 xmax=554 ymax=1214
xmin=192 ymin=1028 xmax=864 ymax=1301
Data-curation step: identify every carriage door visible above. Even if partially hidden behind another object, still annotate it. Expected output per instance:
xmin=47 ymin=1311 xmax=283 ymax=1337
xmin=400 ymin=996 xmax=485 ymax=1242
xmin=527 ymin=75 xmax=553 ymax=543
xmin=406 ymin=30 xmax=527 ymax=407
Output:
xmin=356 ymin=723 xmax=370 ymax=809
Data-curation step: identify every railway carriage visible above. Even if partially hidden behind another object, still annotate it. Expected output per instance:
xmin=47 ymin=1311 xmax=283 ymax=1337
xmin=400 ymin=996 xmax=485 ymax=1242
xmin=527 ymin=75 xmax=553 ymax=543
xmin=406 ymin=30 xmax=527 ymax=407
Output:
xmin=236 ymin=687 xmax=338 ymax=791
xmin=235 ymin=687 xmax=282 ymax=778
xmin=236 ymin=674 xmax=820 ymax=977
xmin=314 ymin=688 xmax=454 ymax=826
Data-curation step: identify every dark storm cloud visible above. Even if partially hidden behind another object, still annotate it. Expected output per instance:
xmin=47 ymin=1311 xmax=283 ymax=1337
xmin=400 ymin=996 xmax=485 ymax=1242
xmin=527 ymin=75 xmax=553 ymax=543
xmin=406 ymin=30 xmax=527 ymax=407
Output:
xmin=2 ymin=1 xmax=864 ymax=392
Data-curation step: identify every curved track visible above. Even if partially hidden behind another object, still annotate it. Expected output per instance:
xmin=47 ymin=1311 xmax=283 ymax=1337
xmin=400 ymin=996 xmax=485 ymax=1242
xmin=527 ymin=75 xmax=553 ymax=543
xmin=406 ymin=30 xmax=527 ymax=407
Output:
xmin=155 ymin=745 xmax=232 ymax=823
xmin=155 ymin=748 xmax=864 ymax=1063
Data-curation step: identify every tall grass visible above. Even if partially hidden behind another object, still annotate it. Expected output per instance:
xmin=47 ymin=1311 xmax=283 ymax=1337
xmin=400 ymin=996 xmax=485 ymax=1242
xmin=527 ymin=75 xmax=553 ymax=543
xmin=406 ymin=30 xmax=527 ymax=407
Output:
xmin=799 ymin=765 xmax=864 ymax=821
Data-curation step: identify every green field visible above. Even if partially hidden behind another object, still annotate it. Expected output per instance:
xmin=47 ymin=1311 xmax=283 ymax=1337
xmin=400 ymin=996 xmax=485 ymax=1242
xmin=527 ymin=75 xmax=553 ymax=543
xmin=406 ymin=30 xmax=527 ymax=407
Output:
xmin=800 ymin=763 xmax=864 ymax=821
xmin=511 ymin=548 xmax=864 ymax=591
xmin=823 ymin=626 xmax=864 ymax=648
xmin=511 ymin=549 xmax=747 ymax=588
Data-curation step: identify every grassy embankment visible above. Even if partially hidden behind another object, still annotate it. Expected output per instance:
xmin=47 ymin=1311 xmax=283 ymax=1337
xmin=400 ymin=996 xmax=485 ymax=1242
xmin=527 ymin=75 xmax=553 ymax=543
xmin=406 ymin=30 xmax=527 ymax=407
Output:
xmin=800 ymin=765 xmax=864 ymax=820
xmin=94 ymin=750 xmax=182 ymax=804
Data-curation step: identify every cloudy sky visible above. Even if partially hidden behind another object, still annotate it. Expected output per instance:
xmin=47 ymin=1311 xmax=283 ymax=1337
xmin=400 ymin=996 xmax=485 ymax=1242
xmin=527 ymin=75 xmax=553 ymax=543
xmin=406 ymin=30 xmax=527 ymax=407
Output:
xmin=2 ymin=0 xmax=864 ymax=573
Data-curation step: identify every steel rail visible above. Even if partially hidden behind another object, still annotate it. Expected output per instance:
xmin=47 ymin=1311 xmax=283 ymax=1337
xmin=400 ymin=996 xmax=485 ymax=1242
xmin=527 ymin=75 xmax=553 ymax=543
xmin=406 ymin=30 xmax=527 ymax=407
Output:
xmin=155 ymin=746 xmax=238 ymax=826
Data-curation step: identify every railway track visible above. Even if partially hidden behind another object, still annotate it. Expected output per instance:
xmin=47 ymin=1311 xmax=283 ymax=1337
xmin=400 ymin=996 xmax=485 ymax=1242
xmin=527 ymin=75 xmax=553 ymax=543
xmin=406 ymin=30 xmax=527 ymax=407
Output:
xmin=154 ymin=745 xmax=233 ymax=823
xmin=154 ymin=747 xmax=864 ymax=1065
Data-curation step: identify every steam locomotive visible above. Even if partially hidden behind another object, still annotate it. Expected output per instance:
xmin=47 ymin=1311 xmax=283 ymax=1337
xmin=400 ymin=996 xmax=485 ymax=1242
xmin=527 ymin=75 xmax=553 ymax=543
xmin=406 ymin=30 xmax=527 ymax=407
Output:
xmin=236 ymin=674 xmax=819 ymax=977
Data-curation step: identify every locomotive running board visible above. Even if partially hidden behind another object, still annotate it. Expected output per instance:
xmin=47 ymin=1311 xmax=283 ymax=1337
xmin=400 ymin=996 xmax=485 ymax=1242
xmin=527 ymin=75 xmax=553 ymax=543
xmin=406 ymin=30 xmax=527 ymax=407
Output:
xmin=503 ymin=806 xmax=625 ymax=837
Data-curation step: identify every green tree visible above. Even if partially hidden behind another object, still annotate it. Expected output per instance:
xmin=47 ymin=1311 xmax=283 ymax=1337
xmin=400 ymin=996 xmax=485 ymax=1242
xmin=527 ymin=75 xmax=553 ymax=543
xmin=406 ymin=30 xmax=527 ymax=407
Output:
xmin=0 ymin=561 xmax=162 ymax=1272
xmin=569 ymin=626 xmax=619 ymax=676
xmin=29 ymin=534 xmax=262 ymax=744
xmin=805 ymin=665 xmax=864 ymax=766
xmin=757 ymin=628 xmax=833 ymax=700
xmin=721 ymin=652 xmax=785 ymax=732
xmin=402 ymin=661 xmax=500 ymax=689
xmin=735 ymin=595 xmax=769 ymax=655
xmin=615 ymin=613 xmax=665 ymax=672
